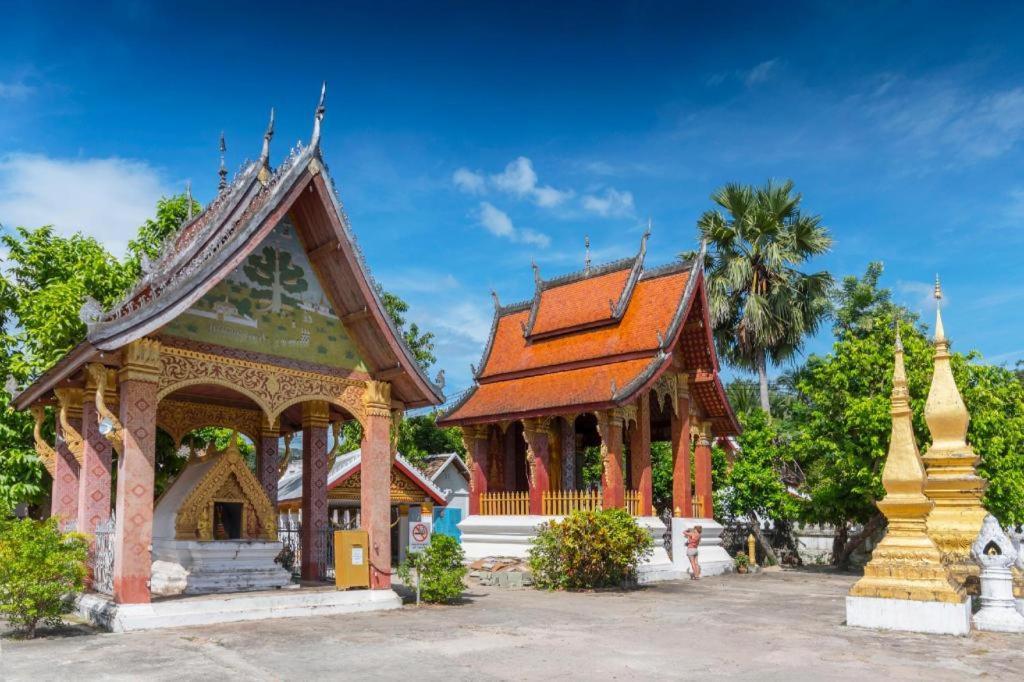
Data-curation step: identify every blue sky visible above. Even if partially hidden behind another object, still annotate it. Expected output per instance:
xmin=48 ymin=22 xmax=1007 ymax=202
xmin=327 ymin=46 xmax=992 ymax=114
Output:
xmin=2 ymin=1 xmax=1023 ymax=395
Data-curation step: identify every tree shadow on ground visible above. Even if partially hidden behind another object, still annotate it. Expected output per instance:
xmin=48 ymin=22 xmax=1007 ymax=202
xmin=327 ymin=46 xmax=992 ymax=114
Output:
xmin=0 ymin=617 xmax=101 ymax=641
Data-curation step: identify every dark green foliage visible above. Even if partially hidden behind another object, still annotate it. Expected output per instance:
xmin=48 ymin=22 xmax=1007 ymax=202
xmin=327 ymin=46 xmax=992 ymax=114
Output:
xmin=528 ymin=508 xmax=653 ymax=590
xmin=0 ymin=508 xmax=88 ymax=637
xmin=396 ymin=532 xmax=467 ymax=604
xmin=378 ymin=285 xmax=436 ymax=370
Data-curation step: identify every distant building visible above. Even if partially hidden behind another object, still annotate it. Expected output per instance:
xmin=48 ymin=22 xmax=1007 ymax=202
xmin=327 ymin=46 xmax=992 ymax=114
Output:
xmin=419 ymin=453 xmax=470 ymax=520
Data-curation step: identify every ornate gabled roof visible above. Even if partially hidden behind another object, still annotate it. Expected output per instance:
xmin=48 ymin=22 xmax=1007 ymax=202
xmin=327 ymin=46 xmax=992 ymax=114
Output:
xmin=440 ymin=240 xmax=740 ymax=435
xmin=277 ymin=449 xmax=447 ymax=505
xmin=15 ymin=88 xmax=443 ymax=411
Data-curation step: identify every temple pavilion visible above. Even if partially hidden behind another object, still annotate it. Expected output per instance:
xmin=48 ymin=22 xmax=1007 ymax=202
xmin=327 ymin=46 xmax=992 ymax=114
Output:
xmin=438 ymin=233 xmax=739 ymax=573
xmin=10 ymin=87 xmax=443 ymax=612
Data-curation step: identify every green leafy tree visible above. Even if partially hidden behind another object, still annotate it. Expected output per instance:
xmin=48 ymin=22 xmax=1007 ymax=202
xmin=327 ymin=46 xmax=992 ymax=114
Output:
xmin=694 ymin=180 xmax=833 ymax=414
xmin=396 ymin=532 xmax=467 ymax=604
xmin=243 ymin=246 xmax=309 ymax=314
xmin=0 ymin=509 xmax=88 ymax=638
xmin=378 ymin=286 xmax=436 ymax=370
xmin=126 ymin=194 xmax=201 ymax=273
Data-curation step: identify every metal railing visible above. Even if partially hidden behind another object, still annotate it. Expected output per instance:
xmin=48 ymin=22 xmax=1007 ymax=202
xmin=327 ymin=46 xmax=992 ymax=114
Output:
xmin=90 ymin=514 xmax=115 ymax=595
xmin=277 ymin=516 xmax=356 ymax=582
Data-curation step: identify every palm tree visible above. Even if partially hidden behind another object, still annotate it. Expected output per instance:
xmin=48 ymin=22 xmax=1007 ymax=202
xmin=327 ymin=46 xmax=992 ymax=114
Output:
xmin=695 ymin=180 xmax=833 ymax=415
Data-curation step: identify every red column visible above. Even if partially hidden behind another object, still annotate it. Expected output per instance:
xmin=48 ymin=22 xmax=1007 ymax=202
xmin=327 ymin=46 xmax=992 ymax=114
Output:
xmin=258 ymin=420 xmax=280 ymax=508
xmin=79 ymin=370 xmax=113 ymax=534
xmin=301 ymin=401 xmax=330 ymax=582
xmin=522 ymin=418 xmax=551 ymax=515
xmin=51 ymin=388 xmax=83 ymax=528
xmin=561 ymin=417 xmax=576 ymax=490
xmin=671 ymin=382 xmax=693 ymax=517
xmin=360 ymin=382 xmax=393 ymax=589
xmin=598 ymin=409 xmax=625 ymax=509
xmin=112 ymin=339 xmax=161 ymax=604
xmin=694 ymin=421 xmax=714 ymax=518
xmin=462 ymin=425 xmax=489 ymax=514
xmin=629 ymin=394 xmax=653 ymax=516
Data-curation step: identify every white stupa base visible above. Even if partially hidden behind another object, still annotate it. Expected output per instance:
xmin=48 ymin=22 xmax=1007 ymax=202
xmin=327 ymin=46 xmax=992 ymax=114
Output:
xmin=846 ymin=595 xmax=972 ymax=636
xmin=672 ymin=518 xmax=733 ymax=577
xmin=150 ymin=540 xmax=292 ymax=596
xmin=458 ymin=514 xmax=683 ymax=583
xmin=76 ymin=587 xmax=402 ymax=633
xmin=1018 ymin=598 xmax=1024 ymax=616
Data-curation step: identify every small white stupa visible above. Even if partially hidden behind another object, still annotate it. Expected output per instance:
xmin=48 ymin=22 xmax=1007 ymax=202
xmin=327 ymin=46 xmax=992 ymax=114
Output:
xmin=150 ymin=433 xmax=291 ymax=595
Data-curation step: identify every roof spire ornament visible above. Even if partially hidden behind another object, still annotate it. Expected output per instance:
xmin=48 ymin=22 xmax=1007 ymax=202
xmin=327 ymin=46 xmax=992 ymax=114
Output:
xmin=640 ymin=220 xmax=651 ymax=259
xmin=922 ymin=276 xmax=988 ymax=593
xmin=258 ymin=107 xmax=275 ymax=185
xmin=531 ymin=260 xmax=542 ymax=288
xmin=490 ymin=289 xmax=501 ymax=311
xmin=847 ymin=317 xmax=966 ymax=613
xmin=185 ymin=181 xmax=193 ymax=221
xmin=310 ymin=81 xmax=327 ymax=150
xmin=584 ymin=235 xmax=591 ymax=274
xmin=218 ymin=132 xmax=228 ymax=192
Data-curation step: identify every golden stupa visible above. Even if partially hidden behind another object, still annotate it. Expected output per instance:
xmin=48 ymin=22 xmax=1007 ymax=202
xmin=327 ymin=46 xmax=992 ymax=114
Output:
xmin=849 ymin=322 xmax=964 ymax=603
xmin=921 ymin=277 xmax=987 ymax=593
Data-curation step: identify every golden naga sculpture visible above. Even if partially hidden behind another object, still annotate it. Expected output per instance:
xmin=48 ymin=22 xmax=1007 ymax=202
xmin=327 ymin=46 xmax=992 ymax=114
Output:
xmin=849 ymin=323 xmax=964 ymax=603
xmin=53 ymin=388 xmax=85 ymax=465
xmin=921 ymin=277 xmax=987 ymax=591
xmin=29 ymin=405 xmax=57 ymax=476
xmin=87 ymin=363 xmax=124 ymax=456
xmin=278 ymin=433 xmax=294 ymax=479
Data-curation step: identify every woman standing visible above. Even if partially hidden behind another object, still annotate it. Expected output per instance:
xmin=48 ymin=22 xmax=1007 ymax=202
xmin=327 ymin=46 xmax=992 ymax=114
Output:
xmin=685 ymin=525 xmax=702 ymax=579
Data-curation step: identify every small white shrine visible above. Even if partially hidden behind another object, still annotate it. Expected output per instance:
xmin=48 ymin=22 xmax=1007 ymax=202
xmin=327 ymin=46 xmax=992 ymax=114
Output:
xmin=150 ymin=435 xmax=291 ymax=595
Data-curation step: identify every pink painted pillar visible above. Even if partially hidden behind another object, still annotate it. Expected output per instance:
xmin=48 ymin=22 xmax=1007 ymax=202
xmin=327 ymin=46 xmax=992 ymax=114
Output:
xmin=300 ymin=401 xmax=329 ymax=582
xmin=51 ymin=413 xmax=81 ymax=527
xmin=598 ymin=409 xmax=625 ymax=509
xmin=522 ymin=419 xmax=551 ymax=515
xmin=112 ymin=340 xmax=161 ymax=604
xmin=462 ymin=425 xmax=489 ymax=514
xmin=78 ymin=391 xmax=112 ymax=534
xmin=360 ymin=383 xmax=393 ymax=589
xmin=258 ymin=423 xmax=280 ymax=508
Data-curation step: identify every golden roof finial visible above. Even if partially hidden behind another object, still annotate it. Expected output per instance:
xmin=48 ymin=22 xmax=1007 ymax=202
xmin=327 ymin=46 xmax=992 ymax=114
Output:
xmin=933 ymin=273 xmax=946 ymax=344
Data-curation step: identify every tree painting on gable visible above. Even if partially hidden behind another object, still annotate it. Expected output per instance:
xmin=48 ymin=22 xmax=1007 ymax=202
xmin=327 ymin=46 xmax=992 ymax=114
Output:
xmin=162 ymin=217 xmax=367 ymax=370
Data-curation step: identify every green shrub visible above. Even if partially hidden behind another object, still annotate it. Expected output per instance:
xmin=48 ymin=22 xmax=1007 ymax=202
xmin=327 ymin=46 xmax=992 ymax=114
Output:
xmin=396 ymin=533 xmax=467 ymax=604
xmin=0 ymin=513 xmax=88 ymax=637
xmin=734 ymin=551 xmax=750 ymax=569
xmin=528 ymin=508 xmax=653 ymax=590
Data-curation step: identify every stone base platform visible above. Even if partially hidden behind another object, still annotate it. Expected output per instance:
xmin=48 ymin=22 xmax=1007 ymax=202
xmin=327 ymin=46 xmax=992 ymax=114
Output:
xmin=76 ymin=586 xmax=402 ymax=633
xmin=458 ymin=514 xmax=683 ymax=583
xmin=846 ymin=595 xmax=972 ymax=636
xmin=672 ymin=518 xmax=734 ymax=577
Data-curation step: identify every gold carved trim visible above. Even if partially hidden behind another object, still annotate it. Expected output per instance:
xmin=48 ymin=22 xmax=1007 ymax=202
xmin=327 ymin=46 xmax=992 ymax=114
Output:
xmin=652 ymin=373 xmax=679 ymax=415
xmin=53 ymin=388 xmax=84 ymax=465
xmin=362 ymin=380 xmax=391 ymax=419
xmin=157 ymin=399 xmax=264 ymax=446
xmin=174 ymin=434 xmax=277 ymax=541
xmin=327 ymin=468 xmax=429 ymax=504
xmin=301 ymin=400 xmax=331 ymax=428
xmin=157 ymin=345 xmax=366 ymax=426
xmin=86 ymin=364 xmax=124 ymax=456
xmin=29 ymin=406 xmax=56 ymax=476
xmin=279 ymin=433 xmax=294 ymax=479
xmin=120 ymin=338 xmax=162 ymax=384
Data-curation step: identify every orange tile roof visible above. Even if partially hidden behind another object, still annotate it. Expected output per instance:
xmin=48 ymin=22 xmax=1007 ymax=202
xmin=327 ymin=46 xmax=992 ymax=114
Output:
xmin=529 ymin=268 xmax=629 ymax=336
xmin=480 ymin=270 xmax=689 ymax=379
xmin=445 ymin=358 xmax=655 ymax=422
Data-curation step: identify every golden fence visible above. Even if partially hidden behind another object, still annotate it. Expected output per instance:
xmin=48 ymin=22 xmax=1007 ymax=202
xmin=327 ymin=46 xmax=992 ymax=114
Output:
xmin=538 ymin=490 xmax=643 ymax=516
xmin=691 ymin=495 xmax=705 ymax=518
xmin=625 ymin=490 xmax=641 ymax=516
xmin=479 ymin=491 xmax=530 ymax=516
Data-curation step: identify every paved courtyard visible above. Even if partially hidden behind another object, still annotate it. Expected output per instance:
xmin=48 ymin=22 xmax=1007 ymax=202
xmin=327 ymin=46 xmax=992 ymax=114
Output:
xmin=2 ymin=570 xmax=1018 ymax=680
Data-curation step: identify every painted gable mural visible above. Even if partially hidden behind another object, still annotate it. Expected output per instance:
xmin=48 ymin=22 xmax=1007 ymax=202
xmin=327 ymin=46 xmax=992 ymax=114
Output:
xmin=163 ymin=217 xmax=367 ymax=371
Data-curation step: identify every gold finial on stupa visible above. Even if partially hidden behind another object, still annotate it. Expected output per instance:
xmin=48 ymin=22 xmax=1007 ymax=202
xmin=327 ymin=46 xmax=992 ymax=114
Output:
xmin=848 ymin=320 xmax=964 ymax=604
xmin=921 ymin=278 xmax=987 ymax=594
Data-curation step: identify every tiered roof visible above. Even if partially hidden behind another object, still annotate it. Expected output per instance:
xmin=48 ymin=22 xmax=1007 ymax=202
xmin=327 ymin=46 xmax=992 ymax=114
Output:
xmin=439 ymin=237 xmax=739 ymax=435
xmin=14 ymin=87 xmax=443 ymax=412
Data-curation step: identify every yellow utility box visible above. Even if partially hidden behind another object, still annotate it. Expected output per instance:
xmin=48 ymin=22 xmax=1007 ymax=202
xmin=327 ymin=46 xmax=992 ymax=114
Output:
xmin=334 ymin=529 xmax=370 ymax=590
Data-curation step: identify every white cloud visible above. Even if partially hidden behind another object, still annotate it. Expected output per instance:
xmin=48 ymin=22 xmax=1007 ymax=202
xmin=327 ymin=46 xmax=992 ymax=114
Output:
xmin=582 ymin=187 xmax=635 ymax=217
xmin=745 ymin=59 xmax=780 ymax=86
xmin=452 ymin=167 xmax=486 ymax=194
xmin=0 ymin=81 xmax=34 ymax=100
xmin=489 ymin=156 xmax=572 ymax=207
xmin=378 ymin=269 xmax=459 ymax=294
xmin=896 ymin=279 xmax=947 ymax=316
xmin=477 ymin=202 xmax=551 ymax=248
xmin=0 ymin=153 xmax=173 ymax=256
